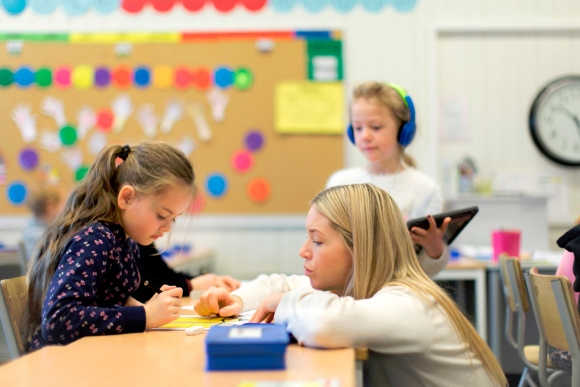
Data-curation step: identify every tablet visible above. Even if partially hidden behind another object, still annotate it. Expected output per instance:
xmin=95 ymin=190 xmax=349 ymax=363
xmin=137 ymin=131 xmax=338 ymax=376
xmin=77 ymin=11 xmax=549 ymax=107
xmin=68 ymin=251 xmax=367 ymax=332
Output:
xmin=406 ymin=206 xmax=479 ymax=245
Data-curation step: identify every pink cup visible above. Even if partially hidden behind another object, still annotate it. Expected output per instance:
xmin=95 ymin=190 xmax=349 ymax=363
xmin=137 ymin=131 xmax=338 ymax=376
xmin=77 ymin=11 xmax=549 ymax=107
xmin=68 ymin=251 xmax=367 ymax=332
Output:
xmin=492 ymin=229 xmax=521 ymax=262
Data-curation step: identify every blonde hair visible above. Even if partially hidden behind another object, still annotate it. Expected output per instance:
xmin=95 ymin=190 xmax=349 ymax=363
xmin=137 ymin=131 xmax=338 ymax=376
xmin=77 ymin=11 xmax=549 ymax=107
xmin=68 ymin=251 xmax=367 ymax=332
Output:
xmin=311 ymin=184 xmax=506 ymax=386
xmin=26 ymin=185 xmax=63 ymax=218
xmin=352 ymin=81 xmax=417 ymax=168
xmin=25 ymin=141 xmax=196 ymax=342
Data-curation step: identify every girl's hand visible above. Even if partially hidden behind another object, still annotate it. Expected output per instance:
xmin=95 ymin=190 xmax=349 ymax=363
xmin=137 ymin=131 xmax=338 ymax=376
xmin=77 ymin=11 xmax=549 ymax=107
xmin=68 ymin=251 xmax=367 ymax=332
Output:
xmin=249 ymin=293 xmax=285 ymax=323
xmin=144 ymin=286 xmax=183 ymax=329
xmin=191 ymin=274 xmax=241 ymax=292
xmin=410 ymin=215 xmax=451 ymax=259
xmin=194 ymin=287 xmax=242 ymax=317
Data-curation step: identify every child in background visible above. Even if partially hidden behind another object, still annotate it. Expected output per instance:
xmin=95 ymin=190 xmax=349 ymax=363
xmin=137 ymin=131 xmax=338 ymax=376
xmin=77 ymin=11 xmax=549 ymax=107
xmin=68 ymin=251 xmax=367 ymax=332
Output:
xmin=547 ymin=215 xmax=580 ymax=370
xmin=326 ymin=82 xmax=450 ymax=277
xmin=132 ymin=242 xmax=240 ymax=303
xmin=25 ymin=142 xmax=195 ymax=351
xmin=21 ymin=184 xmax=65 ymax=261
xmin=195 ymin=184 xmax=506 ymax=387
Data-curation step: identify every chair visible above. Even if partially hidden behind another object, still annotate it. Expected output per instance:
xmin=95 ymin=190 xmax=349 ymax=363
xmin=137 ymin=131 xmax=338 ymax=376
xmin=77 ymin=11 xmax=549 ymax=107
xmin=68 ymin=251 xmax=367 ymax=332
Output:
xmin=17 ymin=240 xmax=28 ymax=276
xmin=0 ymin=276 xmax=27 ymax=359
xmin=525 ymin=268 xmax=572 ymax=387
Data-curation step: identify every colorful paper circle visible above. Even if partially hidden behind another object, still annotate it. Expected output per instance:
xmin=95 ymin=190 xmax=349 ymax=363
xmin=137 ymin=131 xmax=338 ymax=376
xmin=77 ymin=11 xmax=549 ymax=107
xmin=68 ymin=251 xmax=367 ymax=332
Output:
xmin=245 ymin=130 xmax=264 ymax=152
xmin=193 ymin=68 xmax=211 ymax=90
xmin=361 ymin=0 xmax=387 ymax=12
xmin=331 ymin=0 xmax=355 ymax=12
xmin=214 ymin=66 xmax=234 ymax=89
xmin=392 ymin=0 xmax=416 ymax=12
xmin=2 ymin=0 xmax=27 ymax=14
xmin=303 ymin=0 xmax=328 ymax=12
xmin=134 ymin=66 xmax=151 ymax=88
xmin=35 ymin=67 xmax=52 ymax=88
xmin=93 ymin=0 xmax=120 ymax=14
xmin=95 ymin=67 xmax=111 ymax=87
xmin=7 ymin=181 xmax=27 ymax=206
xmin=231 ymin=150 xmax=254 ymax=173
xmin=62 ymin=0 xmax=91 ymax=15
xmin=0 ymin=68 xmax=13 ymax=87
xmin=247 ymin=178 xmax=270 ymax=203
xmin=205 ymin=173 xmax=228 ymax=198
xmin=96 ymin=108 xmax=114 ymax=132
xmin=72 ymin=65 xmax=94 ymax=90
xmin=14 ymin=67 xmax=35 ymax=88
xmin=75 ymin=165 xmax=90 ymax=182
xmin=240 ymin=0 xmax=266 ymax=11
xmin=212 ymin=0 xmax=235 ymax=12
xmin=234 ymin=67 xmax=253 ymax=90
xmin=271 ymin=0 xmax=296 ymax=12
xmin=174 ymin=67 xmax=191 ymax=89
xmin=19 ymin=147 xmax=40 ymax=171
xmin=59 ymin=125 xmax=78 ymax=146
xmin=54 ymin=66 xmax=71 ymax=89
xmin=122 ymin=0 xmax=145 ymax=12
xmin=112 ymin=65 xmax=132 ymax=88
xmin=152 ymin=66 xmax=173 ymax=89
xmin=30 ymin=0 xmax=59 ymax=14
xmin=151 ymin=0 xmax=175 ymax=11
xmin=182 ymin=0 xmax=204 ymax=11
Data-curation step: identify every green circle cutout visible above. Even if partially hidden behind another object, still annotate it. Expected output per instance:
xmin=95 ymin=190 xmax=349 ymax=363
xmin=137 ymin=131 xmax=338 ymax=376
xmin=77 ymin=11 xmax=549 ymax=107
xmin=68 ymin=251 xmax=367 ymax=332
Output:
xmin=35 ymin=68 xmax=52 ymax=87
xmin=234 ymin=68 xmax=253 ymax=90
xmin=0 ymin=68 xmax=13 ymax=87
xmin=59 ymin=125 xmax=77 ymax=146
xmin=75 ymin=165 xmax=89 ymax=182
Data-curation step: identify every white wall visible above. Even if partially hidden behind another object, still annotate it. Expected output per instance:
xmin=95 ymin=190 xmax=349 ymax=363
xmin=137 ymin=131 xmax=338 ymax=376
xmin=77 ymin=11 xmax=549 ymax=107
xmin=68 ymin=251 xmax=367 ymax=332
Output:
xmin=1 ymin=1 xmax=580 ymax=276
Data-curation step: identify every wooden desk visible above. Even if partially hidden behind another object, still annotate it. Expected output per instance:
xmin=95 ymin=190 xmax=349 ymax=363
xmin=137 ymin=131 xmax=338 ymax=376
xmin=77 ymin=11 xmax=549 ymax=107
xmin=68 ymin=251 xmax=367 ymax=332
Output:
xmin=0 ymin=296 xmax=356 ymax=386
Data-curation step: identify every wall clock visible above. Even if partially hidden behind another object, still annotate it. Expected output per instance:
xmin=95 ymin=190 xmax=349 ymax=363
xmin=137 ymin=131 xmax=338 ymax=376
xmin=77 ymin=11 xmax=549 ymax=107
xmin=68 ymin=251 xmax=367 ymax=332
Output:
xmin=529 ymin=75 xmax=580 ymax=166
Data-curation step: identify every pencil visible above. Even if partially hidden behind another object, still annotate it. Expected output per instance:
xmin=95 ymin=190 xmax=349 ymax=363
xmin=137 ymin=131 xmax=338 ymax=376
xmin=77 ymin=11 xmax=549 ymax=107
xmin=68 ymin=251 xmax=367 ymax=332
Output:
xmin=143 ymin=280 xmax=162 ymax=294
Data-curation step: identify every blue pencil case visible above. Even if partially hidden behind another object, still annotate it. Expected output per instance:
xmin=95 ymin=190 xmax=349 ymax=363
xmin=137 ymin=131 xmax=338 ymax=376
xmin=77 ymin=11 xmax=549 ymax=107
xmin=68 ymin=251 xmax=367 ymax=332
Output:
xmin=205 ymin=324 xmax=289 ymax=371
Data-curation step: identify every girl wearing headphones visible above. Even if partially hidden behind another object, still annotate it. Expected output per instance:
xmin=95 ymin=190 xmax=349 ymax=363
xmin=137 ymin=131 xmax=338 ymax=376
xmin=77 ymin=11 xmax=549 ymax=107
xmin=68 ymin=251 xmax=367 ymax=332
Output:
xmin=326 ymin=81 xmax=450 ymax=276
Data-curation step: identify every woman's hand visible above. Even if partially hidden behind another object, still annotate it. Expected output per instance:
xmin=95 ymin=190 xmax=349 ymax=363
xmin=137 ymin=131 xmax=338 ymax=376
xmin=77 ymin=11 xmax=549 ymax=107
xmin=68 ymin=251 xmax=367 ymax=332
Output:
xmin=194 ymin=287 xmax=243 ymax=317
xmin=191 ymin=274 xmax=241 ymax=292
xmin=144 ymin=285 xmax=183 ymax=329
xmin=410 ymin=215 xmax=450 ymax=259
xmin=249 ymin=293 xmax=286 ymax=323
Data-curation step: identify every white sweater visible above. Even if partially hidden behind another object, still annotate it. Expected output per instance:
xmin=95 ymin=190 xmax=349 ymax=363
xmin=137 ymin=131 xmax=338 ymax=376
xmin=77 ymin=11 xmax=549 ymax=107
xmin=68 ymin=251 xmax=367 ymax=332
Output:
xmin=326 ymin=167 xmax=449 ymax=277
xmin=233 ymin=274 xmax=498 ymax=387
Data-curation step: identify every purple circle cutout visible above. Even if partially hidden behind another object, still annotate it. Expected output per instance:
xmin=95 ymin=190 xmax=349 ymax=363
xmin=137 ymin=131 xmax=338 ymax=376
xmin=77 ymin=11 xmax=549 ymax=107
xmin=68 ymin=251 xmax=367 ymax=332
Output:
xmin=95 ymin=67 xmax=111 ymax=87
xmin=19 ymin=148 xmax=39 ymax=171
xmin=245 ymin=130 xmax=264 ymax=152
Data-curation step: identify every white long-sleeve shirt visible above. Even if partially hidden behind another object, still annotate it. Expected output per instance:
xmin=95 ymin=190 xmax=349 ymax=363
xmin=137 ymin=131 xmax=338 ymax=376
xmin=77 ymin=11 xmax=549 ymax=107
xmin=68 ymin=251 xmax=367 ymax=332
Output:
xmin=326 ymin=167 xmax=449 ymax=276
xmin=232 ymin=274 xmax=498 ymax=387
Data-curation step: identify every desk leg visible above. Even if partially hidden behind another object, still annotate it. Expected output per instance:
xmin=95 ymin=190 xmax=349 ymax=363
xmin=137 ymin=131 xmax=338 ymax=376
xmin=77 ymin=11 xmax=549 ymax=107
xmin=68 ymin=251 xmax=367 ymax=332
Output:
xmin=356 ymin=359 xmax=363 ymax=387
xmin=475 ymin=269 xmax=487 ymax=343
xmin=487 ymin=270 xmax=502 ymax=362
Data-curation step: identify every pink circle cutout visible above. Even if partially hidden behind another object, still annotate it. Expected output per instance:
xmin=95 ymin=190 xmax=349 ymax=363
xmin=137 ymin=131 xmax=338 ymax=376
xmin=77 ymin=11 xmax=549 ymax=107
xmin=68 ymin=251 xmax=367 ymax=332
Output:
xmin=231 ymin=150 xmax=253 ymax=172
xmin=54 ymin=66 xmax=71 ymax=89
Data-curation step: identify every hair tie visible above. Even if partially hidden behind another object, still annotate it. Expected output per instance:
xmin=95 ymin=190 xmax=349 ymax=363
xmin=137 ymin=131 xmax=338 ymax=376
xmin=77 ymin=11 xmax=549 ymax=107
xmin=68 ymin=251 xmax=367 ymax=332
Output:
xmin=118 ymin=145 xmax=131 ymax=161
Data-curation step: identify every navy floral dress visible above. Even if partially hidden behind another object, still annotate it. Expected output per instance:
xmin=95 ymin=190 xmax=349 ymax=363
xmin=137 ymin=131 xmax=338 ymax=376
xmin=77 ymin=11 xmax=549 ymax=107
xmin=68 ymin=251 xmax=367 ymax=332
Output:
xmin=29 ymin=222 xmax=146 ymax=351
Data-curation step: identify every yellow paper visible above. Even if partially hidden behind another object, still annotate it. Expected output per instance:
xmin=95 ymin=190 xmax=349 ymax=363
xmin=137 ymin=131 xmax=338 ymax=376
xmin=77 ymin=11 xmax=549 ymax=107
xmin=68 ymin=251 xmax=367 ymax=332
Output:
xmin=275 ymin=81 xmax=344 ymax=135
xmin=157 ymin=316 xmax=240 ymax=330
xmin=72 ymin=65 xmax=94 ymax=90
xmin=70 ymin=33 xmax=180 ymax=44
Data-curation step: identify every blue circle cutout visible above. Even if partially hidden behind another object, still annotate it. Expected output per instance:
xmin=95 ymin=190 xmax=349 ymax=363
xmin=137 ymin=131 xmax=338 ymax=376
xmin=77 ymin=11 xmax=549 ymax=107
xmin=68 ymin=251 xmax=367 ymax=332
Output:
xmin=361 ymin=0 xmax=388 ymax=12
xmin=7 ymin=181 xmax=27 ymax=206
xmin=30 ymin=0 xmax=58 ymax=13
xmin=330 ymin=0 xmax=355 ymax=12
xmin=134 ymin=66 xmax=151 ymax=88
xmin=214 ymin=67 xmax=234 ymax=89
xmin=302 ymin=0 xmax=328 ymax=13
xmin=14 ymin=66 xmax=35 ymax=88
xmin=93 ymin=0 xmax=119 ymax=14
xmin=392 ymin=0 xmax=416 ymax=12
xmin=62 ymin=0 xmax=92 ymax=15
xmin=2 ymin=0 xmax=27 ymax=14
xmin=205 ymin=173 xmax=228 ymax=198
xmin=271 ymin=0 xmax=296 ymax=12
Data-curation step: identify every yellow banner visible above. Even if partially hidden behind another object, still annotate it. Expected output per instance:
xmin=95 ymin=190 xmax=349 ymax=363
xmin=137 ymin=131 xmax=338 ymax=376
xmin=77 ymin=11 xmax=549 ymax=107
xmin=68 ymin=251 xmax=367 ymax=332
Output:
xmin=69 ymin=33 xmax=181 ymax=44
xmin=275 ymin=81 xmax=344 ymax=135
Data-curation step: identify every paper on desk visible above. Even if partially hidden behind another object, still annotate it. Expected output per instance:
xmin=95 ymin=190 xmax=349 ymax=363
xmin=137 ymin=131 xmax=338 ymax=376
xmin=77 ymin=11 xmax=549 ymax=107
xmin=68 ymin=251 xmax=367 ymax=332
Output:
xmin=154 ymin=316 xmax=241 ymax=331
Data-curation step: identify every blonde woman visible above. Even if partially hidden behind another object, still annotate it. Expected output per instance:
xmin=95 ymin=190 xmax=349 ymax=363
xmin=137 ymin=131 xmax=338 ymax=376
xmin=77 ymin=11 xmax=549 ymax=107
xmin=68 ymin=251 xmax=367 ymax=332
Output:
xmin=195 ymin=184 xmax=506 ymax=387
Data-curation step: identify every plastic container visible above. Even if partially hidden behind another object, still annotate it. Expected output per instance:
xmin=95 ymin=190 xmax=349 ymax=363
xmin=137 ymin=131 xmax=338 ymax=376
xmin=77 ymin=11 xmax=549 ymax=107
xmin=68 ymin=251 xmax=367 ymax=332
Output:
xmin=491 ymin=229 xmax=521 ymax=262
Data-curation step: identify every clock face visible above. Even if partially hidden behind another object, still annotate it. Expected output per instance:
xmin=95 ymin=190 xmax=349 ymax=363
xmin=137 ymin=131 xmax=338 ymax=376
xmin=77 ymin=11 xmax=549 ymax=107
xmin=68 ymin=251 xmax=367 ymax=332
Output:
xmin=529 ymin=75 xmax=580 ymax=166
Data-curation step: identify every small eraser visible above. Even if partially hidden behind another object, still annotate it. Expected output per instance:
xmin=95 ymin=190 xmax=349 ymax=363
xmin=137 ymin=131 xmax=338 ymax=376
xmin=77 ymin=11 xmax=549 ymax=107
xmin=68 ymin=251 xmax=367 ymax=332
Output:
xmin=185 ymin=326 xmax=204 ymax=336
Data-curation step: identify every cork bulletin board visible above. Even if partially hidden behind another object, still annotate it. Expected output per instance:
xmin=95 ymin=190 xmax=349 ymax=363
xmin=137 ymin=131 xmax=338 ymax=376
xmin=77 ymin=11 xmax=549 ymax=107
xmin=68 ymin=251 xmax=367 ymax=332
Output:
xmin=0 ymin=31 xmax=344 ymax=214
